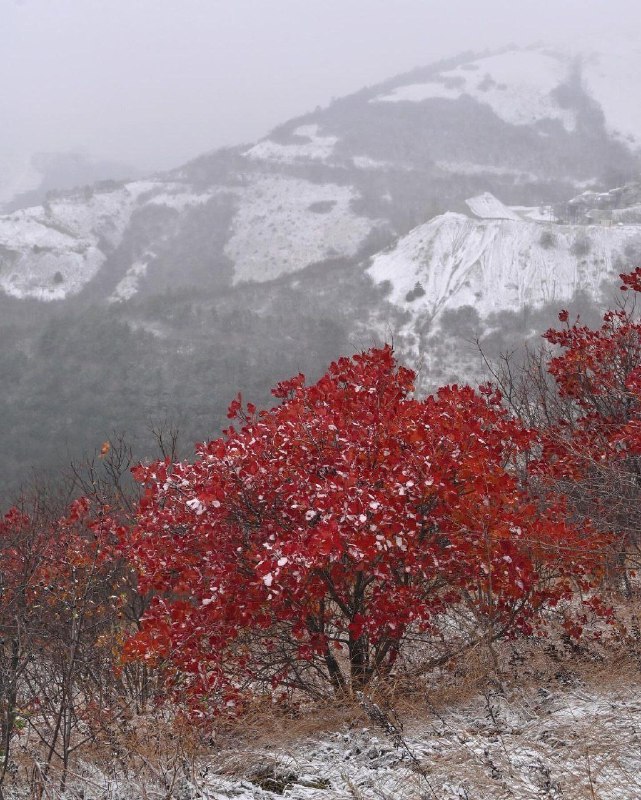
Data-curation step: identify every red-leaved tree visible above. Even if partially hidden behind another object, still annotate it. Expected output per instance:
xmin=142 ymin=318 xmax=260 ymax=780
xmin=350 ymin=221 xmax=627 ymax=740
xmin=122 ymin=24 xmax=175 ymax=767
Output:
xmin=529 ymin=268 xmax=641 ymax=592
xmin=124 ymin=346 xmax=608 ymax=714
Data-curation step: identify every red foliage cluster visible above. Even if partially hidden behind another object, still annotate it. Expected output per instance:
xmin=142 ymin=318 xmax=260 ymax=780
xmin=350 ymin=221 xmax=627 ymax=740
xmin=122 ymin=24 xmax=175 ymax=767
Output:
xmin=0 ymin=497 xmax=120 ymax=627
xmin=123 ymin=345 xmax=608 ymax=712
xmin=11 ymin=274 xmax=641 ymax=718
xmin=532 ymin=275 xmax=641 ymax=591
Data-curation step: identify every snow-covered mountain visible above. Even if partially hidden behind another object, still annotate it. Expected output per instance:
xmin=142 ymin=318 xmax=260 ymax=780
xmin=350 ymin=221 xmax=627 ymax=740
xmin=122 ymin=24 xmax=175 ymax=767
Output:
xmin=2 ymin=44 xmax=639 ymax=304
xmin=1 ymin=42 xmax=641 ymax=496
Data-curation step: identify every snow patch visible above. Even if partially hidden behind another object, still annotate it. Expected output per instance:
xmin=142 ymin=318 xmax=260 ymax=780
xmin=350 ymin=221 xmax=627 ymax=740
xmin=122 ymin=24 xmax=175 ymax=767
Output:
xmin=147 ymin=191 xmax=213 ymax=211
xmin=466 ymin=192 xmax=523 ymax=221
xmin=352 ymin=155 xmax=396 ymax=170
xmin=0 ymin=180 xmax=163 ymax=301
xmin=376 ymin=81 xmax=460 ymax=103
xmin=245 ymin=124 xmax=339 ymax=164
xmin=374 ymin=48 xmax=576 ymax=132
xmin=109 ymin=258 xmax=150 ymax=303
xmin=226 ymin=175 xmax=377 ymax=283
xmin=436 ymin=160 xmax=539 ymax=183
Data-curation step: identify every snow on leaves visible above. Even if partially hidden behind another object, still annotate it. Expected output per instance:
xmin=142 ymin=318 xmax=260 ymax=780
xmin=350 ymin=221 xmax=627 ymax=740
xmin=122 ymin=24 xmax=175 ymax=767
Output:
xmin=123 ymin=345 xmax=609 ymax=714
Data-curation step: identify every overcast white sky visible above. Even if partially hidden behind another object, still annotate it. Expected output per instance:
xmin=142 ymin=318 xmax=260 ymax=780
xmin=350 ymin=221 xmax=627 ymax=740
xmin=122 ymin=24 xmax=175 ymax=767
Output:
xmin=1 ymin=0 xmax=638 ymax=172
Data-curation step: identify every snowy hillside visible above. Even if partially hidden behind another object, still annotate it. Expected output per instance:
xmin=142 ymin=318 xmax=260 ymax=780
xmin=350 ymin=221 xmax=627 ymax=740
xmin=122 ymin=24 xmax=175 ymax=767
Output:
xmin=2 ymin=42 xmax=641 ymax=304
xmin=373 ymin=43 xmax=641 ymax=155
xmin=1 ymin=40 xmax=641 ymax=498
xmin=368 ymin=206 xmax=639 ymax=324
xmin=374 ymin=48 xmax=577 ymax=132
xmin=226 ymin=175 xmax=379 ymax=283
xmin=0 ymin=181 xmax=159 ymax=300
xmin=0 ymin=171 xmax=380 ymax=300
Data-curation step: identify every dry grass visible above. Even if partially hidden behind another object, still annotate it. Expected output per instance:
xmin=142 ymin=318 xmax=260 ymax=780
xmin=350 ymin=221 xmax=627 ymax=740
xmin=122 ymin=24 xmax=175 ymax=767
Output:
xmin=4 ymin=601 xmax=641 ymax=798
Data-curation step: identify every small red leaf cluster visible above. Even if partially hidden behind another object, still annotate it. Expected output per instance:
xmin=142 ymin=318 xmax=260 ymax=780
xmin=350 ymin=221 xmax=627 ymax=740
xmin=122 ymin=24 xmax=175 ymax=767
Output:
xmin=0 ymin=497 xmax=124 ymax=628
xmin=123 ymin=345 xmax=608 ymax=713
xmin=540 ymin=280 xmax=641 ymax=478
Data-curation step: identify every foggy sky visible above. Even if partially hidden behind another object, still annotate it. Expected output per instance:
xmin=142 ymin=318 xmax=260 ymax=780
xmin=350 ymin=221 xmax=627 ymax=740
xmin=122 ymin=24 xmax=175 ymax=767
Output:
xmin=2 ymin=0 xmax=639 ymax=173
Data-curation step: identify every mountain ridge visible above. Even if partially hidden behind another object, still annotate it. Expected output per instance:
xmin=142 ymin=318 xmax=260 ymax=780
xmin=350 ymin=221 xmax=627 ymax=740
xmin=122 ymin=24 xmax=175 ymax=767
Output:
xmin=1 ymin=41 xmax=640 ymax=496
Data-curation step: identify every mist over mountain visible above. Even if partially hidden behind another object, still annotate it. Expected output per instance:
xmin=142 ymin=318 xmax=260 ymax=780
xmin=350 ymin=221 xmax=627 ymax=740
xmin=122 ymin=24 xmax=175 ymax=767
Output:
xmin=0 ymin=150 xmax=140 ymax=215
xmin=1 ymin=43 xmax=640 ymax=499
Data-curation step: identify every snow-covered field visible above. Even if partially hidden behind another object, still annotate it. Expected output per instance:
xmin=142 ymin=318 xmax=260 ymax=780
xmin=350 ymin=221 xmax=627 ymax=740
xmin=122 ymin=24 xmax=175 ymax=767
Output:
xmin=14 ymin=674 xmax=641 ymax=799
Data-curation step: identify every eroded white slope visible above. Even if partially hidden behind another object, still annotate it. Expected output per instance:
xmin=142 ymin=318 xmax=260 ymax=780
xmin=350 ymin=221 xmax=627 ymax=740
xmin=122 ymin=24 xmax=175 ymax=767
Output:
xmin=368 ymin=211 xmax=641 ymax=325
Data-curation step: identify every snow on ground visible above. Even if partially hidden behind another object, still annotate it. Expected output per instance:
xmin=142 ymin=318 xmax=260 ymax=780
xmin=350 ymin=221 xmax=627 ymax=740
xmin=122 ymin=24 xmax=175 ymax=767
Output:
xmin=147 ymin=190 xmax=214 ymax=212
xmin=367 ymin=210 xmax=641 ymax=325
xmin=245 ymin=125 xmax=339 ymax=165
xmin=373 ymin=48 xmax=576 ymax=132
xmin=109 ymin=257 xmax=150 ymax=303
xmin=226 ymin=175 xmax=377 ymax=283
xmin=466 ymin=192 xmax=523 ymax=221
xmin=352 ymin=155 xmax=397 ymax=171
xmin=208 ymin=684 xmax=641 ymax=800
xmin=37 ymin=681 xmax=641 ymax=799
